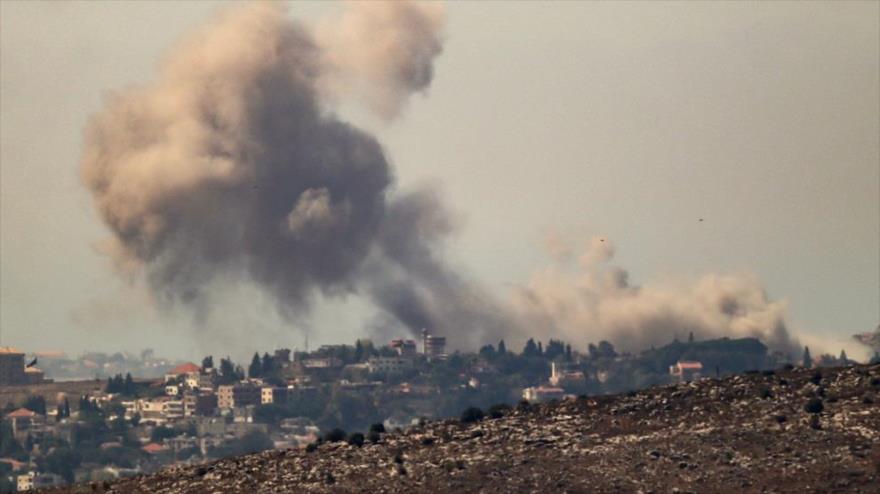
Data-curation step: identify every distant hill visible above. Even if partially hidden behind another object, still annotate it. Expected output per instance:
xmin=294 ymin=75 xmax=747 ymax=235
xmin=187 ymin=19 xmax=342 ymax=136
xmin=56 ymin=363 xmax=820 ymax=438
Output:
xmin=51 ymin=363 xmax=880 ymax=493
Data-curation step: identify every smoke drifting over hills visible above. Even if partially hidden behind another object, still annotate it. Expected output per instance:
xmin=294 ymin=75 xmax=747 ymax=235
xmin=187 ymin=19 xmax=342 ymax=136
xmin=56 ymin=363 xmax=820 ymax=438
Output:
xmin=82 ymin=1 xmax=801 ymax=353
xmin=514 ymin=236 xmax=799 ymax=354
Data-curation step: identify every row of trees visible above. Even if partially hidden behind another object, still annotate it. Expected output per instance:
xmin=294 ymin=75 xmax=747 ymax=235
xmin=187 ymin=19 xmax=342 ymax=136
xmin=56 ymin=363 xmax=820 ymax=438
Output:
xmin=105 ymin=373 xmax=137 ymax=396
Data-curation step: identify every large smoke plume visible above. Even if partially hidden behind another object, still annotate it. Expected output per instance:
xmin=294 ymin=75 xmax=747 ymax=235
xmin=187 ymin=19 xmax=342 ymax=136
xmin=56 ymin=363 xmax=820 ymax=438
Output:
xmin=81 ymin=1 xmax=511 ymax=348
xmin=82 ymin=1 xmax=802 ymax=354
xmin=514 ymin=235 xmax=800 ymax=354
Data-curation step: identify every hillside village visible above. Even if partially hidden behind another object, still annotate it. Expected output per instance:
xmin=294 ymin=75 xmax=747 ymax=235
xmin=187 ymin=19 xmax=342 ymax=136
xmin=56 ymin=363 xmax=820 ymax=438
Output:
xmin=1 ymin=333 xmax=871 ymax=491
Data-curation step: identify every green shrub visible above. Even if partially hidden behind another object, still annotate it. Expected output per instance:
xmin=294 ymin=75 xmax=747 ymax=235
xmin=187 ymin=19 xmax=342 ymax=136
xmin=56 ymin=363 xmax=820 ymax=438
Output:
xmin=323 ymin=428 xmax=347 ymax=443
xmin=347 ymin=432 xmax=364 ymax=447
xmin=488 ymin=403 xmax=511 ymax=419
xmin=460 ymin=407 xmax=484 ymax=424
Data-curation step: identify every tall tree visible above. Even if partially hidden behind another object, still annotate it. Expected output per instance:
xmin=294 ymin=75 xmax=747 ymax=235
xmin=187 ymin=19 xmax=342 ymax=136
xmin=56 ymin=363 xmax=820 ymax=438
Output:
xmin=124 ymin=373 xmax=135 ymax=396
xmin=219 ymin=357 xmax=237 ymax=384
xmin=248 ymin=353 xmax=262 ymax=378
xmin=597 ymin=341 xmax=617 ymax=359
xmin=261 ymin=352 xmax=275 ymax=376
xmin=497 ymin=340 xmax=507 ymax=355
xmin=802 ymin=346 xmax=812 ymax=368
xmin=839 ymin=349 xmax=848 ymax=364
xmin=354 ymin=340 xmax=364 ymax=363
xmin=202 ymin=355 xmax=214 ymax=370
xmin=23 ymin=395 xmax=47 ymax=416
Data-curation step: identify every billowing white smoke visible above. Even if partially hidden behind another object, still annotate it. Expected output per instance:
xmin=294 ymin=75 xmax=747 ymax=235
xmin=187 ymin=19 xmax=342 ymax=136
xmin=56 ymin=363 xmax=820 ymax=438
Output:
xmin=514 ymin=235 xmax=799 ymax=353
xmin=316 ymin=1 xmax=445 ymax=120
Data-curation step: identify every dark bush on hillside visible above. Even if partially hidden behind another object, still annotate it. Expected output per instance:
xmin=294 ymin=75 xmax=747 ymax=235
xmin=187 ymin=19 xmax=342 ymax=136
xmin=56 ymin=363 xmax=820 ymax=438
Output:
xmin=305 ymin=442 xmax=318 ymax=453
xmin=488 ymin=403 xmax=512 ymax=419
xmin=369 ymin=422 xmax=386 ymax=434
xmin=810 ymin=371 xmax=823 ymax=385
xmin=783 ymin=364 xmax=795 ymax=371
xmin=460 ymin=407 xmax=484 ymax=424
xmin=347 ymin=432 xmax=364 ymax=447
xmin=323 ymin=428 xmax=347 ymax=443
xmin=758 ymin=387 xmax=773 ymax=399
xmin=517 ymin=400 xmax=532 ymax=412
xmin=420 ymin=436 xmax=435 ymax=446
xmin=804 ymin=398 xmax=824 ymax=414
xmin=367 ymin=431 xmax=381 ymax=444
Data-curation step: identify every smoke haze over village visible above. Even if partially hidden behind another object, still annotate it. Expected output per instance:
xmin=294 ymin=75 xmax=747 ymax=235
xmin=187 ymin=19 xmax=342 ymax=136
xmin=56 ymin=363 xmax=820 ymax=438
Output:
xmin=1 ymin=1 xmax=877 ymax=361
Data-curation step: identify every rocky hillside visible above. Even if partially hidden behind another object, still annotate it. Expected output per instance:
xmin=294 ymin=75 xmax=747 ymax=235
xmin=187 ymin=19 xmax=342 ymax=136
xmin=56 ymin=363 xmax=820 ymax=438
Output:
xmin=57 ymin=364 xmax=879 ymax=493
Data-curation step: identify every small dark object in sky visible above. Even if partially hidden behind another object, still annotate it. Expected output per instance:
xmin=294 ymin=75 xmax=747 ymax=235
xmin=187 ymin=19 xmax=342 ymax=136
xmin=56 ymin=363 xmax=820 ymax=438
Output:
xmin=699 ymin=218 xmax=704 ymax=222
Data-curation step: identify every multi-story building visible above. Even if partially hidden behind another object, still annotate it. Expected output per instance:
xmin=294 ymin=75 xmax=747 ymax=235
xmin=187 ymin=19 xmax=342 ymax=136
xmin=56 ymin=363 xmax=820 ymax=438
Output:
xmin=217 ymin=383 xmax=261 ymax=409
xmin=183 ymin=392 xmax=217 ymax=417
xmin=273 ymin=348 xmax=291 ymax=363
xmin=367 ymin=357 xmax=412 ymax=375
xmin=421 ymin=330 xmax=447 ymax=360
xmin=549 ymin=361 xmax=586 ymax=388
xmin=261 ymin=387 xmax=289 ymax=405
xmin=0 ymin=347 xmax=26 ymax=386
xmin=162 ymin=399 xmax=185 ymax=421
xmin=198 ymin=371 xmax=217 ymax=391
xmin=390 ymin=339 xmax=417 ymax=356
xmin=301 ymin=357 xmax=343 ymax=369
xmin=139 ymin=399 xmax=166 ymax=423
xmin=17 ymin=472 xmax=64 ymax=491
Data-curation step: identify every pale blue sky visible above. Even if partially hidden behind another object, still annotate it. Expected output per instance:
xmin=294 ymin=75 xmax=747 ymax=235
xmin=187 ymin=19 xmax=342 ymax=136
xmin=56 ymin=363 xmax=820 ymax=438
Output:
xmin=1 ymin=1 xmax=877 ymax=361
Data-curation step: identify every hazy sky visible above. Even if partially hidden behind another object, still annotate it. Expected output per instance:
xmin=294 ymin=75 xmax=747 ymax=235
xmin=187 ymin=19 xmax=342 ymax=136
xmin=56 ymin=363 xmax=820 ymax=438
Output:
xmin=1 ymin=1 xmax=877 ymax=362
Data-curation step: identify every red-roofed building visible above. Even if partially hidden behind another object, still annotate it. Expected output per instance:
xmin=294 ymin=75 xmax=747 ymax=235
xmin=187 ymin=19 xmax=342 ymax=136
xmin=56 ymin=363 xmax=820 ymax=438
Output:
xmin=670 ymin=361 xmax=703 ymax=382
xmin=5 ymin=408 xmax=35 ymax=419
xmin=165 ymin=362 xmax=201 ymax=383
xmin=141 ymin=442 xmax=168 ymax=454
xmin=4 ymin=408 xmax=42 ymax=435
xmin=0 ymin=458 xmax=26 ymax=471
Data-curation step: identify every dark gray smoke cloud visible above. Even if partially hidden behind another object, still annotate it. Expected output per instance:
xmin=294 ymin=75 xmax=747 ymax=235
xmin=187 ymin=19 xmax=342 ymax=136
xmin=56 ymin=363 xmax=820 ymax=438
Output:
xmin=81 ymin=1 xmax=511 ymax=346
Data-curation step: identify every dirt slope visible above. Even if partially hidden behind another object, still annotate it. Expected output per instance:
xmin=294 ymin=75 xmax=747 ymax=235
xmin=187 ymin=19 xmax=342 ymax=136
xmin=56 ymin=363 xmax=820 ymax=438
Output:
xmin=54 ymin=364 xmax=880 ymax=493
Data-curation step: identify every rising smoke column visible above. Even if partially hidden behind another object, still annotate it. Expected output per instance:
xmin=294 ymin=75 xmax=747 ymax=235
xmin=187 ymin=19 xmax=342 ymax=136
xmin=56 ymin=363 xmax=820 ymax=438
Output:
xmin=514 ymin=235 xmax=800 ymax=353
xmin=81 ymin=1 xmax=507 ymax=343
